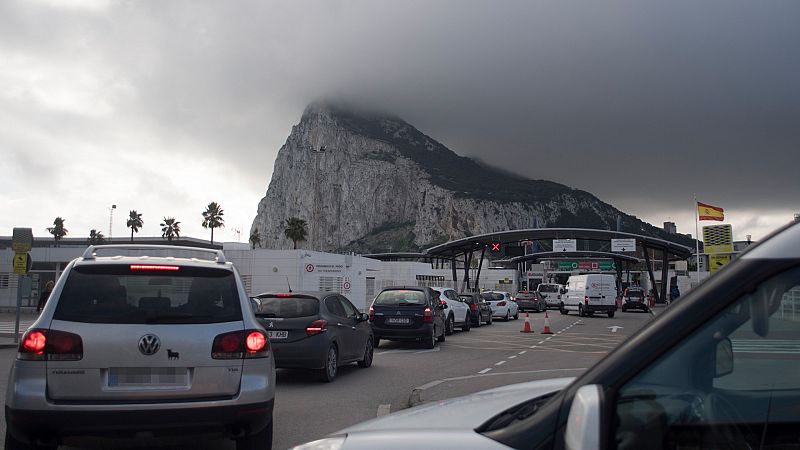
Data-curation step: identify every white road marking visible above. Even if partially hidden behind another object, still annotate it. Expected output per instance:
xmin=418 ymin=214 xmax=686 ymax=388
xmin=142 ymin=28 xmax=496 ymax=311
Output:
xmin=529 ymin=345 xmax=538 ymax=349
xmin=416 ymin=380 xmax=444 ymax=390
xmin=377 ymin=404 xmax=391 ymax=417
xmin=538 ymin=340 xmax=545 ymax=344
xmin=478 ymin=368 xmax=492 ymax=374
xmin=495 ymin=360 xmax=507 ymax=366
xmin=518 ymin=350 xmax=527 ymax=355
xmin=608 ymin=326 xmax=623 ymax=333
xmin=508 ymin=355 xmax=517 ymax=359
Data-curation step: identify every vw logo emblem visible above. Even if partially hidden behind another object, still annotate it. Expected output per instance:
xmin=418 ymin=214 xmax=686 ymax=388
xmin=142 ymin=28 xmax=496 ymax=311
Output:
xmin=138 ymin=334 xmax=161 ymax=356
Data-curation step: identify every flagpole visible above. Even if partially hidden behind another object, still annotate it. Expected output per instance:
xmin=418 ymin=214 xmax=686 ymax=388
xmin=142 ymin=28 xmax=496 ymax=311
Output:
xmin=694 ymin=194 xmax=700 ymax=286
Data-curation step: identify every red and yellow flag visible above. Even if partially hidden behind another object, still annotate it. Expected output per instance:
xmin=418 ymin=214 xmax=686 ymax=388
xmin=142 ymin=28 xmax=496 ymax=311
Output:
xmin=697 ymin=202 xmax=724 ymax=221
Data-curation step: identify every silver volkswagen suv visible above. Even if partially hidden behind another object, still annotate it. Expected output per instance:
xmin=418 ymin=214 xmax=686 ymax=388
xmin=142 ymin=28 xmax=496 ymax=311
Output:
xmin=5 ymin=245 xmax=275 ymax=450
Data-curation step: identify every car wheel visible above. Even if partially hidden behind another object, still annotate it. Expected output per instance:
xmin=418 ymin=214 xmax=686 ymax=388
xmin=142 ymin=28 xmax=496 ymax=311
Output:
xmin=462 ymin=314 xmax=471 ymax=331
xmin=320 ymin=345 xmax=338 ymax=382
xmin=607 ymin=310 xmax=615 ymax=318
xmin=505 ymin=310 xmax=510 ymax=321
xmin=514 ymin=310 xmax=519 ymax=320
xmin=622 ymin=306 xmax=627 ymax=312
xmin=235 ymin=418 xmax=273 ymax=450
xmin=560 ymin=303 xmax=568 ymax=315
xmin=445 ymin=315 xmax=455 ymax=335
xmin=578 ymin=305 xmax=585 ymax=317
xmin=487 ymin=313 xmax=493 ymax=325
xmin=358 ymin=338 xmax=374 ymax=368
xmin=474 ymin=313 xmax=482 ymax=327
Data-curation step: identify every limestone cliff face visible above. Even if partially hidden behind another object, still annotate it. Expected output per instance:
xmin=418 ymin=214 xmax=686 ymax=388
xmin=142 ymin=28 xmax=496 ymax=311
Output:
xmin=252 ymin=103 xmax=689 ymax=252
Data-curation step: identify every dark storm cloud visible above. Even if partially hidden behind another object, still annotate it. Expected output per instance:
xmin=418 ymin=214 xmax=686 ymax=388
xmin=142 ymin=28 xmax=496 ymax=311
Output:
xmin=2 ymin=0 xmax=798 ymax=238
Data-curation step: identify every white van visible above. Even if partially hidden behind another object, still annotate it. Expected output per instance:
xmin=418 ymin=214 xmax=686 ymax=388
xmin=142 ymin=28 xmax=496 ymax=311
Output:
xmin=560 ymin=274 xmax=618 ymax=318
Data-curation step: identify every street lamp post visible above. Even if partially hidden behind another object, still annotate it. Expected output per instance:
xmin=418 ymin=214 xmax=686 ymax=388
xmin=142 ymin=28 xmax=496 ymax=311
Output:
xmin=109 ymin=204 xmax=117 ymax=243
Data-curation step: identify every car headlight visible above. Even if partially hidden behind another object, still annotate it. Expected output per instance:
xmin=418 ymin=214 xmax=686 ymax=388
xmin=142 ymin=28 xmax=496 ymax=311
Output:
xmin=290 ymin=436 xmax=346 ymax=450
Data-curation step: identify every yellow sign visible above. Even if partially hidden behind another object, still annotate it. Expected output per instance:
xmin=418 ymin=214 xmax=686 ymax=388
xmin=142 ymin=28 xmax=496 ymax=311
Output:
xmin=13 ymin=253 xmax=29 ymax=275
xmin=703 ymin=224 xmax=733 ymax=255
xmin=709 ymin=254 xmax=732 ymax=273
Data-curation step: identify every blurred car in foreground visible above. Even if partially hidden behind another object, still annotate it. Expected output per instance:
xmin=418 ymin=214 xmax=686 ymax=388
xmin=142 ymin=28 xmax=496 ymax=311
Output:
xmin=252 ymin=291 xmax=373 ymax=382
xmin=290 ymin=221 xmax=800 ymax=450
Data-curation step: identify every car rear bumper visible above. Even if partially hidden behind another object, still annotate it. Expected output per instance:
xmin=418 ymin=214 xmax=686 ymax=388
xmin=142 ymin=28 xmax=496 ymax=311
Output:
xmin=271 ymin=335 xmax=328 ymax=369
xmin=516 ymin=302 xmax=538 ymax=311
xmin=585 ymin=304 xmax=616 ymax=313
xmin=372 ymin=323 xmax=434 ymax=340
xmin=6 ymin=400 xmax=274 ymax=445
xmin=623 ymin=301 xmax=648 ymax=310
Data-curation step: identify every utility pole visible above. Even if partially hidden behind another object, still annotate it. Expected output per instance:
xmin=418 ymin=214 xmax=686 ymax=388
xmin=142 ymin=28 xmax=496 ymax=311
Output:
xmin=109 ymin=204 xmax=116 ymax=243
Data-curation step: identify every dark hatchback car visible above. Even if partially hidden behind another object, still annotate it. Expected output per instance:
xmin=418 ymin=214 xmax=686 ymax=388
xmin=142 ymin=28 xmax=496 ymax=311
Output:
xmin=369 ymin=287 xmax=446 ymax=349
xmin=458 ymin=292 xmax=493 ymax=326
xmin=515 ymin=291 xmax=546 ymax=312
xmin=251 ymin=292 xmax=373 ymax=382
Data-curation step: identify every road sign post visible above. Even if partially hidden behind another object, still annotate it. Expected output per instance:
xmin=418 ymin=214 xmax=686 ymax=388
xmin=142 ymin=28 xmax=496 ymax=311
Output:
xmin=12 ymin=228 xmax=34 ymax=344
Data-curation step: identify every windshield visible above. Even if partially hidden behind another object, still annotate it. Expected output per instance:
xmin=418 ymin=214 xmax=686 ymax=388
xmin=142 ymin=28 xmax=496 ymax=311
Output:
xmin=255 ymin=296 xmax=319 ymax=318
xmin=54 ymin=265 xmax=242 ymax=324
xmin=374 ymin=290 xmax=427 ymax=306
xmin=481 ymin=293 xmax=505 ymax=301
xmin=538 ymin=285 xmax=559 ymax=293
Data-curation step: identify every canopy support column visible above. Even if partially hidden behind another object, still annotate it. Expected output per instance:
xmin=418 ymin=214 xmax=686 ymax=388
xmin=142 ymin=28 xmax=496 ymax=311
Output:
xmin=661 ymin=250 xmax=669 ymax=305
xmin=643 ymin=247 xmax=661 ymax=304
xmin=473 ymin=246 xmax=485 ymax=291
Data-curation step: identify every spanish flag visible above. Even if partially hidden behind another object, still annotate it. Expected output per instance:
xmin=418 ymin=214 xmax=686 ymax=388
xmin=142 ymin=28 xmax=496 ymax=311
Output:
xmin=698 ymin=202 xmax=724 ymax=221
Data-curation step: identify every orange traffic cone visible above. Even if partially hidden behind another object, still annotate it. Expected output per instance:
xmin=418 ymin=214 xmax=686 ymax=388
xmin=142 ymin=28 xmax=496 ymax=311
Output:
xmin=520 ymin=312 xmax=534 ymax=333
xmin=541 ymin=311 xmax=554 ymax=334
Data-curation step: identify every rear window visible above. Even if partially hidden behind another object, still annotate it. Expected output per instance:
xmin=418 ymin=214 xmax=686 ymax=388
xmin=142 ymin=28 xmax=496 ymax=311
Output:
xmin=481 ymin=293 xmax=505 ymax=301
xmin=626 ymin=290 xmax=644 ymax=299
xmin=54 ymin=264 xmax=242 ymax=324
xmin=459 ymin=295 xmax=474 ymax=303
xmin=255 ymin=296 xmax=319 ymax=318
xmin=537 ymin=285 xmax=559 ymax=293
xmin=374 ymin=290 xmax=427 ymax=306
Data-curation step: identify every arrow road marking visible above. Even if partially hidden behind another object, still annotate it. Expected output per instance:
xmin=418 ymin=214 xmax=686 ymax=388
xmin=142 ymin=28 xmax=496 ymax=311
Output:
xmin=608 ymin=326 xmax=623 ymax=333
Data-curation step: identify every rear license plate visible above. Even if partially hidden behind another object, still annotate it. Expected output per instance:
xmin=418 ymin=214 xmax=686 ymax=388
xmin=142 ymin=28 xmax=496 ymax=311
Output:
xmin=268 ymin=330 xmax=288 ymax=340
xmin=386 ymin=317 xmax=410 ymax=324
xmin=108 ymin=367 xmax=188 ymax=387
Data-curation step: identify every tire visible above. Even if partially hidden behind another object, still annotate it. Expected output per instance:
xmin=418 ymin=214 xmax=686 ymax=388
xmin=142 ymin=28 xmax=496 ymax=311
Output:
xmin=445 ymin=315 xmax=455 ymax=335
xmin=437 ymin=325 xmax=446 ymax=342
xmin=236 ymin=418 xmax=273 ymax=450
xmin=560 ymin=304 xmax=568 ymax=315
xmin=622 ymin=306 xmax=627 ymax=312
xmin=320 ymin=345 xmax=338 ymax=382
xmin=504 ymin=310 xmax=510 ymax=321
xmin=373 ymin=336 xmax=381 ymax=348
xmin=607 ymin=310 xmax=615 ymax=318
xmin=514 ymin=311 xmax=519 ymax=320
xmin=461 ymin=314 xmax=471 ymax=332
xmin=474 ymin=313 xmax=482 ymax=327
xmin=578 ymin=305 xmax=585 ymax=317
xmin=487 ymin=314 xmax=493 ymax=325
xmin=357 ymin=337 xmax=374 ymax=368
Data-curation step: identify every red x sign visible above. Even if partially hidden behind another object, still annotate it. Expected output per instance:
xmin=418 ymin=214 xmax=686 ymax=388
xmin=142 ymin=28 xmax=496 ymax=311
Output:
xmin=491 ymin=243 xmax=501 ymax=251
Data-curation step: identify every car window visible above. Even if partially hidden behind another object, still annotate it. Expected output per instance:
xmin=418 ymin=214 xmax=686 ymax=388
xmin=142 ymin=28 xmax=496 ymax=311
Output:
xmin=374 ymin=290 xmax=427 ymax=305
xmin=325 ymin=296 xmax=347 ymax=317
xmin=538 ymin=285 xmax=559 ymax=293
xmin=446 ymin=291 xmax=459 ymax=301
xmin=614 ymin=267 xmax=800 ymax=449
xmin=338 ymin=296 xmax=359 ymax=317
xmin=54 ymin=264 xmax=242 ymax=324
xmin=255 ymin=296 xmax=319 ymax=318
xmin=459 ymin=295 xmax=473 ymax=304
xmin=481 ymin=293 xmax=504 ymax=301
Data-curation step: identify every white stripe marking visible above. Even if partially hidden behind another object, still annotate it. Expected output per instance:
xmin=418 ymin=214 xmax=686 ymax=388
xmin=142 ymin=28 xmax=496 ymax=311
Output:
xmin=495 ymin=360 xmax=507 ymax=366
xmin=509 ymin=355 xmax=517 ymax=359
xmin=478 ymin=368 xmax=492 ymax=374
xmin=518 ymin=351 xmax=527 ymax=355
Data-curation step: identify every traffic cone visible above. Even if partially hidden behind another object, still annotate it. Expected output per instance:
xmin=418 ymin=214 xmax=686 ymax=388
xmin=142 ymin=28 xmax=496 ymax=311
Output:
xmin=520 ymin=312 xmax=534 ymax=333
xmin=541 ymin=311 xmax=554 ymax=334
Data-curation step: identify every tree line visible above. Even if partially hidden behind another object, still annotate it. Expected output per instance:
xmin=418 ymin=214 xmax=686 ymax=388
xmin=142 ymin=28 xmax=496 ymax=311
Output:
xmin=45 ymin=205 xmax=310 ymax=250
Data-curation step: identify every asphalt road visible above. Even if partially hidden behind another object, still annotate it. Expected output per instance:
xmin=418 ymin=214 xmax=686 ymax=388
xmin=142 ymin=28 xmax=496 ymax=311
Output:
xmin=0 ymin=308 xmax=656 ymax=449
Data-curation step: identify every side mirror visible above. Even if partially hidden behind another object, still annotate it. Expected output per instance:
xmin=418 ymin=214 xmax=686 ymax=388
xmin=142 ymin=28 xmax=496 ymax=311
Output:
xmin=715 ymin=337 xmax=734 ymax=377
xmin=359 ymin=312 xmax=370 ymax=322
xmin=565 ymin=385 xmax=602 ymax=450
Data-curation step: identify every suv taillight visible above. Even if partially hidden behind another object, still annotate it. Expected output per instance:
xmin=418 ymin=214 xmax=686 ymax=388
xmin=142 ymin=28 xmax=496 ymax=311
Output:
xmin=423 ymin=307 xmax=433 ymax=323
xmin=18 ymin=329 xmax=83 ymax=361
xmin=306 ymin=320 xmax=328 ymax=337
xmin=368 ymin=305 xmax=375 ymax=322
xmin=469 ymin=303 xmax=478 ymax=312
xmin=212 ymin=330 xmax=269 ymax=359
xmin=497 ymin=301 xmax=507 ymax=306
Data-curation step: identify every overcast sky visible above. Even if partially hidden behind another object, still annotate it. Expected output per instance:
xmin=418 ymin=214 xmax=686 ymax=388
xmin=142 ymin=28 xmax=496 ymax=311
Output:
xmin=2 ymin=0 xmax=798 ymax=245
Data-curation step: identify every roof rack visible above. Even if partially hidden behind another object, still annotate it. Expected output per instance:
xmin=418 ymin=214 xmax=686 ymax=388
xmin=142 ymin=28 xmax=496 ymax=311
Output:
xmin=81 ymin=245 xmax=226 ymax=264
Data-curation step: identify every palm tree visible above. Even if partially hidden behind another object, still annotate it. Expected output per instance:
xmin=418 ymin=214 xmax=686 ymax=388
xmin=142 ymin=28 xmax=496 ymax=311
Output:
xmin=284 ymin=217 xmax=308 ymax=249
xmin=87 ymin=229 xmax=106 ymax=245
xmin=249 ymin=229 xmax=261 ymax=249
xmin=46 ymin=217 xmax=68 ymax=246
xmin=201 ymin=202 xmax=225 ymax=244
xmin=160 ymin=217 xmax=181 ymax=242
xmin=126 ymin=210 xmax=143 ymax=242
